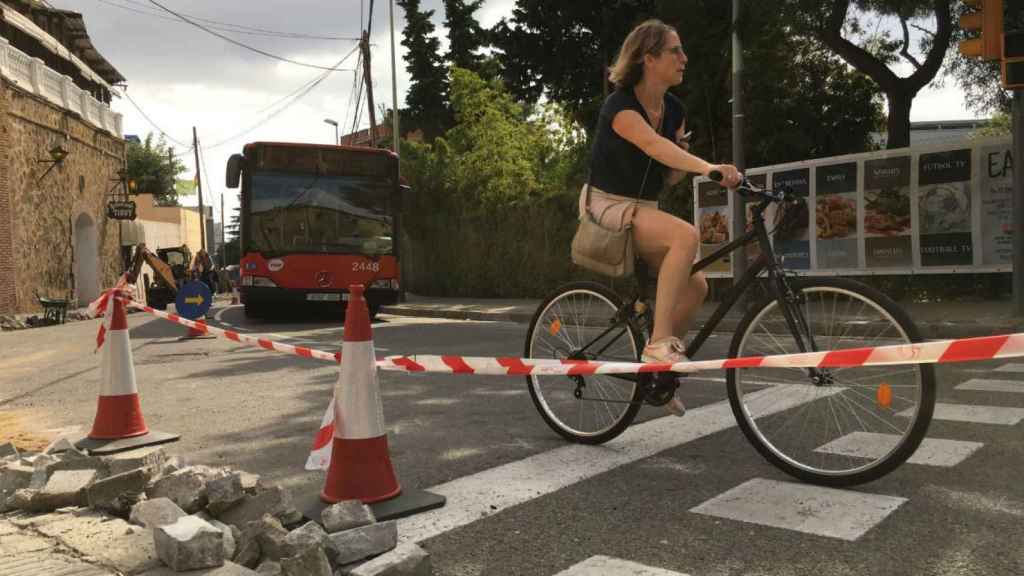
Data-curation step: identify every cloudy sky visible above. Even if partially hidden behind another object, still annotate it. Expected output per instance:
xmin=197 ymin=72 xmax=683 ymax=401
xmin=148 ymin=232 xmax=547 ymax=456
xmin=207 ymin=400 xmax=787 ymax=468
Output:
xmin=50 ymin=0 xmax=978 ymax=223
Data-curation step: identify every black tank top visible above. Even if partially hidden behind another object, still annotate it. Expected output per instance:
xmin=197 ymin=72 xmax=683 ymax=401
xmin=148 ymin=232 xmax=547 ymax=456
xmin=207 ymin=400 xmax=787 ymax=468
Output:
xmin=587 ymin=89 xmax=685 ymax=201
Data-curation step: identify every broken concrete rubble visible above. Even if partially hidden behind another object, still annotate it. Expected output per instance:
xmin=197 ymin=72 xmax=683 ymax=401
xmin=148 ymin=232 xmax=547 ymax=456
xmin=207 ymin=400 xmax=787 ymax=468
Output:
xmin=131 ymin=497 xmax=187 ymax=529
xmin=321 ymin=500 xmax=375 ymax=533
xmin=86 ymin=467 xmax=150 ymax=515
xmin=32 ymin=468 xmax=97 ymax=511
xmin=154 ymin=514 xmax=225 ymax=571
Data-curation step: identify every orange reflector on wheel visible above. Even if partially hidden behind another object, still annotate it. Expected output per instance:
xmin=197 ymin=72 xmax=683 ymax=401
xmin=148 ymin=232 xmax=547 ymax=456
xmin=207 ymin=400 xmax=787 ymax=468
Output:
xmin=877 ymin=383 xmax=892 ymax=408
xmin=549 ymin=318 xmax=562 ymax=336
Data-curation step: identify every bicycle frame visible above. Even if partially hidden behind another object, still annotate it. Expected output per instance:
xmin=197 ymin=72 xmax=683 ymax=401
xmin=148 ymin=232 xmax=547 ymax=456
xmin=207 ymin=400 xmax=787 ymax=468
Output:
xmin=568 ymin=190 xmax=820 ymax=384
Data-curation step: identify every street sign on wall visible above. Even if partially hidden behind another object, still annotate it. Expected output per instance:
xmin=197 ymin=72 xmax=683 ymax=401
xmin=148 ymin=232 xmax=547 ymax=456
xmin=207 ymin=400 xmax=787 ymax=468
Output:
xmin=694 ymin=136 xmax=1013 ymax=277
xmin=107 ymin=200 xmax=137 ymax=221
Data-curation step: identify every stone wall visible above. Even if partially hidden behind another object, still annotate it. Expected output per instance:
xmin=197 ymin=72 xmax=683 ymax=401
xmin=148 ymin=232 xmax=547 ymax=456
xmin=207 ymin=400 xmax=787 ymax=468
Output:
xmin=0 ymin=79 xmax=125 ymax=313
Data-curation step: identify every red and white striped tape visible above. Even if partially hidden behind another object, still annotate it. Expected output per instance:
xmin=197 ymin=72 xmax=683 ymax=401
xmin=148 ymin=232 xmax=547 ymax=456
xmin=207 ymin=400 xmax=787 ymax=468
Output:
xmin=117 ymin=295 xmax=1024 ymax=374
xmin=125 ymin=301 xmax=342 ymax=364
xmin=379 ymin=332 xmax=1024 ymax=375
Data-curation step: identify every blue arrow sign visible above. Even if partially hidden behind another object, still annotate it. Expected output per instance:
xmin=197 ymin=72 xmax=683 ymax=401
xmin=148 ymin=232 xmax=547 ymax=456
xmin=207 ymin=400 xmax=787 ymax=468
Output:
xmin=175 ymin=280 xmax=212 ymax=320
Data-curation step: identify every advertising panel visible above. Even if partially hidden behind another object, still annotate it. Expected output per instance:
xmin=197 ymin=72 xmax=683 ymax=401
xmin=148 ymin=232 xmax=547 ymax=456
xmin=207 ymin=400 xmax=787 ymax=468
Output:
xmin=918 ymin=149 xmax=972 ymax=266
xmin=815 ymin=162 xmax=858 ymax=268
xmin=771 ymin=168 xmax=810 ymax=269
xmin=697 ymin=180 xmax=731 ymax=273
xmin=979 ymin=145 xmax=1014 ymax=265
xmin=863 ymin=156 xmax=912 ymax=268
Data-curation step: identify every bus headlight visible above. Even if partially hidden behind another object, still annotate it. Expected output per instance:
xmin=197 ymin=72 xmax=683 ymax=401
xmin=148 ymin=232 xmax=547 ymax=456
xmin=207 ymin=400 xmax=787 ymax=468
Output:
xmin=370 ymin=279 xmax=399 ymax=290
xmin=248 ymin=276 xmax=278 ymax=288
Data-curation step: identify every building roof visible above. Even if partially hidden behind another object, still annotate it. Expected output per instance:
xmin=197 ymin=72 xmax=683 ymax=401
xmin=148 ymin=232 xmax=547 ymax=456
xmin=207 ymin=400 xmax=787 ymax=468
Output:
xmin=1 ymin=0 xmax=124 ymax=85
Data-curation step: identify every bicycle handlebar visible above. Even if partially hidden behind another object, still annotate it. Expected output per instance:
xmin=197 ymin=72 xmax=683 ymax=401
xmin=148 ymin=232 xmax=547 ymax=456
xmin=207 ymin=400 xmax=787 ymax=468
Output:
xmin=707 ymin=170 xmax=792 ymax=203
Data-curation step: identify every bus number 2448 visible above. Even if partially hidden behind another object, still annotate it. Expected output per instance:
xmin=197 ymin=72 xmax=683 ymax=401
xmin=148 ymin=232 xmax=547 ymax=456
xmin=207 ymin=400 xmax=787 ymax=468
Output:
xmin=353 ymin=261 xmax=381 ymax=272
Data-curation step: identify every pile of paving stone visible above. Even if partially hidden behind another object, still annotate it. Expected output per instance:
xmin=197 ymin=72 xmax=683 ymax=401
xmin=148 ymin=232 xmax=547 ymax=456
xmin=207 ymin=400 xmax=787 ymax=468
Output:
xmin=0 ymin=441 xmax=430 ymax=575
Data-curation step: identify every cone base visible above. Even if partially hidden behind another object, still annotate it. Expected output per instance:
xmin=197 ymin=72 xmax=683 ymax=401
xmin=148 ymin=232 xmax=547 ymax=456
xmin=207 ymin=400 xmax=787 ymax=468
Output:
xmin=320 ymin=436 xmax=401 ymax=504
xmin=88 ymin=394 xmax=148 ymax=440
xmin=75 ymin=429 xmax=180 ymax=455
xmin=302 ymin=487 xmax=446 ymax=524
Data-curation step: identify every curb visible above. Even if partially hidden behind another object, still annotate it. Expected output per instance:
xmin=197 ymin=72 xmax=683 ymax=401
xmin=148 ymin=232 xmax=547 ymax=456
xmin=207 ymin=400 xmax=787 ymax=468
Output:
xmin=379 ymin=305 xmax=1022 ymax=341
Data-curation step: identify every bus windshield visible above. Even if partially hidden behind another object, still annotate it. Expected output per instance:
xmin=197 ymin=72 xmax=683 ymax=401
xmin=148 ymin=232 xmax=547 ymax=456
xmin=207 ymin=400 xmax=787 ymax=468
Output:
xmin=247 ymin=170 xmax=393 ymax=255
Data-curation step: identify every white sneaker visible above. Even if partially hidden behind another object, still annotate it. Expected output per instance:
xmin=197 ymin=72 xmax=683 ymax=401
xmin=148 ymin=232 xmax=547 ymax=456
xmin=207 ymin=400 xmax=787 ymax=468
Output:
xmin=665 ymin=395 xmax=686 ymax=417
xmin=642 ymin=337 xmax=687 ymax=417
xmin=641 ymin=336 xmax=687 ymax=364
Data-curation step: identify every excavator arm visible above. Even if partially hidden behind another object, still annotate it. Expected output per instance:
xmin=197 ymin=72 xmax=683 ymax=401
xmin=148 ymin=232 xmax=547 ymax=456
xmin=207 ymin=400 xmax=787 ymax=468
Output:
xmin=127 ymin=243 xmax=179 ymax=295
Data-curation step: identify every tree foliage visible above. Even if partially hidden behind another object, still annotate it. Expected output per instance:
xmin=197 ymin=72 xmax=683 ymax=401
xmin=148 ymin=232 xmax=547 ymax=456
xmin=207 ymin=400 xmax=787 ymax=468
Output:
xmin=492 ymin=0 xmax=883 ymax=168
xmin=784 ymin=0 xmax=954 ymax=149
xmin=396 ymin=0 xmax=450 ymax=139
xmin=125 ymin=133 xmax=187 ymax=205
xmin=443 ymin=0 xmax=490 ymax=72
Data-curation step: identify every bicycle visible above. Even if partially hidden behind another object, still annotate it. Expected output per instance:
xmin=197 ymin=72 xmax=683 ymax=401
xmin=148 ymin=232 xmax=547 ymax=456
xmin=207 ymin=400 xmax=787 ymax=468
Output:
xmin=524 ymin=173 xmax=935 ymax=487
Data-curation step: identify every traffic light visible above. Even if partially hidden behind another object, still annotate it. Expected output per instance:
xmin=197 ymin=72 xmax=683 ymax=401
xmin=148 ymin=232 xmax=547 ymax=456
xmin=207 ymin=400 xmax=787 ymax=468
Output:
xmin=959 ymin=0 xmax=1004 ymax=61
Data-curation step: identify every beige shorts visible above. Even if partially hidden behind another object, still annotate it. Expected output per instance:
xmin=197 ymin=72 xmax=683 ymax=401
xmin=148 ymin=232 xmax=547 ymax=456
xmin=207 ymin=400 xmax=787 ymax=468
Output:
xmin=578 ymin=185 xmax=658 ymax=231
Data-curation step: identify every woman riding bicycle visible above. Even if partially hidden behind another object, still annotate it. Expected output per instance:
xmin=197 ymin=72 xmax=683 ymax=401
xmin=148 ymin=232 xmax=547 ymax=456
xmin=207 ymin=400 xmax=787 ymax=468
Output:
xmin=581 ymin=19 xmax=741 ymax=413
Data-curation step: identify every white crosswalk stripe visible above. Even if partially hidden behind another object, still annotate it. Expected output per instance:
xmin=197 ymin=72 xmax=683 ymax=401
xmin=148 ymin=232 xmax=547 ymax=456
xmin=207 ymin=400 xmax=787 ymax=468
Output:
xmin=994 ymin=363 xmax=1024 ymax=373
xmin=897 ymin=403 xmax=1024 ymax=426
xmin=814 ymin=432 xmax=984 ymax=467
xmin=954 ymin=378 xmax=1024 ymax=393
xmin=397 ymin=386 xmax=835 ymax=544
xmin=690 ymin=478 xmax=907 ymax=541
xmin=553 ymin=556 xmax=691 ymax=575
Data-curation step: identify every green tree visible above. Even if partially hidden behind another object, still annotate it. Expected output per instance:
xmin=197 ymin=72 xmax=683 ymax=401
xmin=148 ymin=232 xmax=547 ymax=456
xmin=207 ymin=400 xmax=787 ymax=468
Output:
xmin=442 ymin=67 xmax=556 ymax=206
xmin=443 ymin=0 xmax=490 ymax=72
xmin=492 ymin=0 xmax=657 ymax=127
xmin=493 ymin=0 xmax=883 ymax=168
xmin=126 ymin=134 xmax=187 ymax=205
xmin=784 ymin=0 xmax=954 ymax=149
xmin=397 ymin=0 xmax=450 ymax=139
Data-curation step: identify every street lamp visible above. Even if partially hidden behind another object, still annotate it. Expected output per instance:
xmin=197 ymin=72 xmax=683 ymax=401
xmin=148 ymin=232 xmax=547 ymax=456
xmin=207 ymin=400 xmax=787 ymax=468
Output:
xmin=323 ymin=118 xmax=339 ymax=145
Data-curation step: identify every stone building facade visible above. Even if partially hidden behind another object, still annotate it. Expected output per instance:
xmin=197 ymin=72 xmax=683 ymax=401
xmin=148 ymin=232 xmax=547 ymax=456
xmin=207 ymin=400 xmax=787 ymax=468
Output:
xmin=0 ymin=1 xmax=125 ymax=313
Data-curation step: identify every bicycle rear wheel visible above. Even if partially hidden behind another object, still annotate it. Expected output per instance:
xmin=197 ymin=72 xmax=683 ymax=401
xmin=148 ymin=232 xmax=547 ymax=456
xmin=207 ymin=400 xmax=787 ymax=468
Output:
xmin=726 ymin=277 xmax=935 ymax=486
xmin=524 ymin=282 xmax=646 ymax=444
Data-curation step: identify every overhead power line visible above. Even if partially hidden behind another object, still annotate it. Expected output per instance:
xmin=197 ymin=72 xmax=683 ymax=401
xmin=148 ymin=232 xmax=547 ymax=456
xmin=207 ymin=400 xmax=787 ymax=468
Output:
xmin=203 ymin=46 xmax=360 ymax=151
xmin=95 ymin=0 xmax=360 ymax=41
xmin=121 ymin=89 xmax=192 ymax=151
xmin=146 ymin=0 xmax=359 ymax=71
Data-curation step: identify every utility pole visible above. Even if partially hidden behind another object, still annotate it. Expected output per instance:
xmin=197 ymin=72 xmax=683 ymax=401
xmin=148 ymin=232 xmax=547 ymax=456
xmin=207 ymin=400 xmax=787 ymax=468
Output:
xmin=730 ymin=0 xmax=747 ymax=293
xmin=1014 ymin=90 xmax=1023 ymax=315
xmin=192 ymin=126 xmax=205 ymax=253
xmin=361 ymin=31 xmax=378 ymax=147
xmin=389 ymin=0 xmax=399 ymax=154
xmin=220 ymin=193 xmax=226 ymax=267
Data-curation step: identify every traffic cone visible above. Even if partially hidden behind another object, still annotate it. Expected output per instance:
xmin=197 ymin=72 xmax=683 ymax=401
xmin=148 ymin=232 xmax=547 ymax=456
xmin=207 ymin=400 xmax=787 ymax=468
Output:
xmin=76 ymin=295 xmax=179 ymax=455
xmin=320 ymin=285 xmax=401 ymax=503
xmin=302 ymin=285 xmax=445 ymax=521
xmin=89 ymin=294 xmax=147 ymax=439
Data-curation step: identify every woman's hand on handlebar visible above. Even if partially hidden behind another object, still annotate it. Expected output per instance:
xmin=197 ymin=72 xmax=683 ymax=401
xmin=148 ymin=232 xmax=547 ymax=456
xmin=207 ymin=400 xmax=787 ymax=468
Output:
xmin=706 ymin=164 xmax=742 ymax=188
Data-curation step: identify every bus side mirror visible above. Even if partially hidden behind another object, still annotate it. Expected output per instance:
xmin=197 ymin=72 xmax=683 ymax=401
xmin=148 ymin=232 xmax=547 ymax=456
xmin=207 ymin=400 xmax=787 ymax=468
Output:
xmin=399 ymin=184 xmax=414 ymax=209
xmin=226 ymin=154 xmax=243 ymax=189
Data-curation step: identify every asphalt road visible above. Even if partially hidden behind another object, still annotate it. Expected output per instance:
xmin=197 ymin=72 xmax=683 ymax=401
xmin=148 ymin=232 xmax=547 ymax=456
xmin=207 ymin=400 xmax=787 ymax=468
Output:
xmin=1 ymin=302 xmax=1022 ymax=576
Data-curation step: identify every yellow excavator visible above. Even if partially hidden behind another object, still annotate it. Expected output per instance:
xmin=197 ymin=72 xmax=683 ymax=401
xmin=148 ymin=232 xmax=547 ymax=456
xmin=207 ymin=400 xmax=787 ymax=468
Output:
xmin=126 ymin=243 xmax=192 ymax=310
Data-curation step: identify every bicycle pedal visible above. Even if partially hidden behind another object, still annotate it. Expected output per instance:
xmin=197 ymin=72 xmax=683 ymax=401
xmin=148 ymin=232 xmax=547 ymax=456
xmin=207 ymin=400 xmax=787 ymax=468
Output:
xmin=645 ymin=373 xmax=680 ymax=407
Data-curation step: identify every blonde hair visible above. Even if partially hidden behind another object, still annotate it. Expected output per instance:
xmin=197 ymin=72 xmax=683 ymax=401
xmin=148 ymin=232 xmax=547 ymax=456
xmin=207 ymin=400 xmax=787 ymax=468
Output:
xmin=608 ymin=19 xmax=677 ymax=89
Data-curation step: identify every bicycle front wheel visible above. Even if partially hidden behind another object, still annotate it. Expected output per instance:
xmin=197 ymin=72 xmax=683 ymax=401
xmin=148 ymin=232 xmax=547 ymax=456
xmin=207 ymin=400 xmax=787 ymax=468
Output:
xmin=727 ymin=277 xmax=935 ymax=486
xmin=525 ymin=282 xmax=647 ymax=444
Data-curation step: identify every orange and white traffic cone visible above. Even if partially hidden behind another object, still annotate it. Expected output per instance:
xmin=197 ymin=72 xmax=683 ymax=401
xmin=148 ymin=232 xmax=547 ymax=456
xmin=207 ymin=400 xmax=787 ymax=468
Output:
xmin=89 ymin=294 xmax=147 ymax=440
xmin=303 ymin=285 xmax=445 ymax=521
xmin=320 ymin=285 xmax=401 ymax=504
xmin=76 ymin=294 xmax=179 ymax=455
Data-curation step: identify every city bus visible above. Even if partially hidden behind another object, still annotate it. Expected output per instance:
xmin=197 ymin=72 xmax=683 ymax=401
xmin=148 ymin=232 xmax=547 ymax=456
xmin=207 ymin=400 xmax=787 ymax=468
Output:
xmin=225 ymin=142 xmax=404 ymax=319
